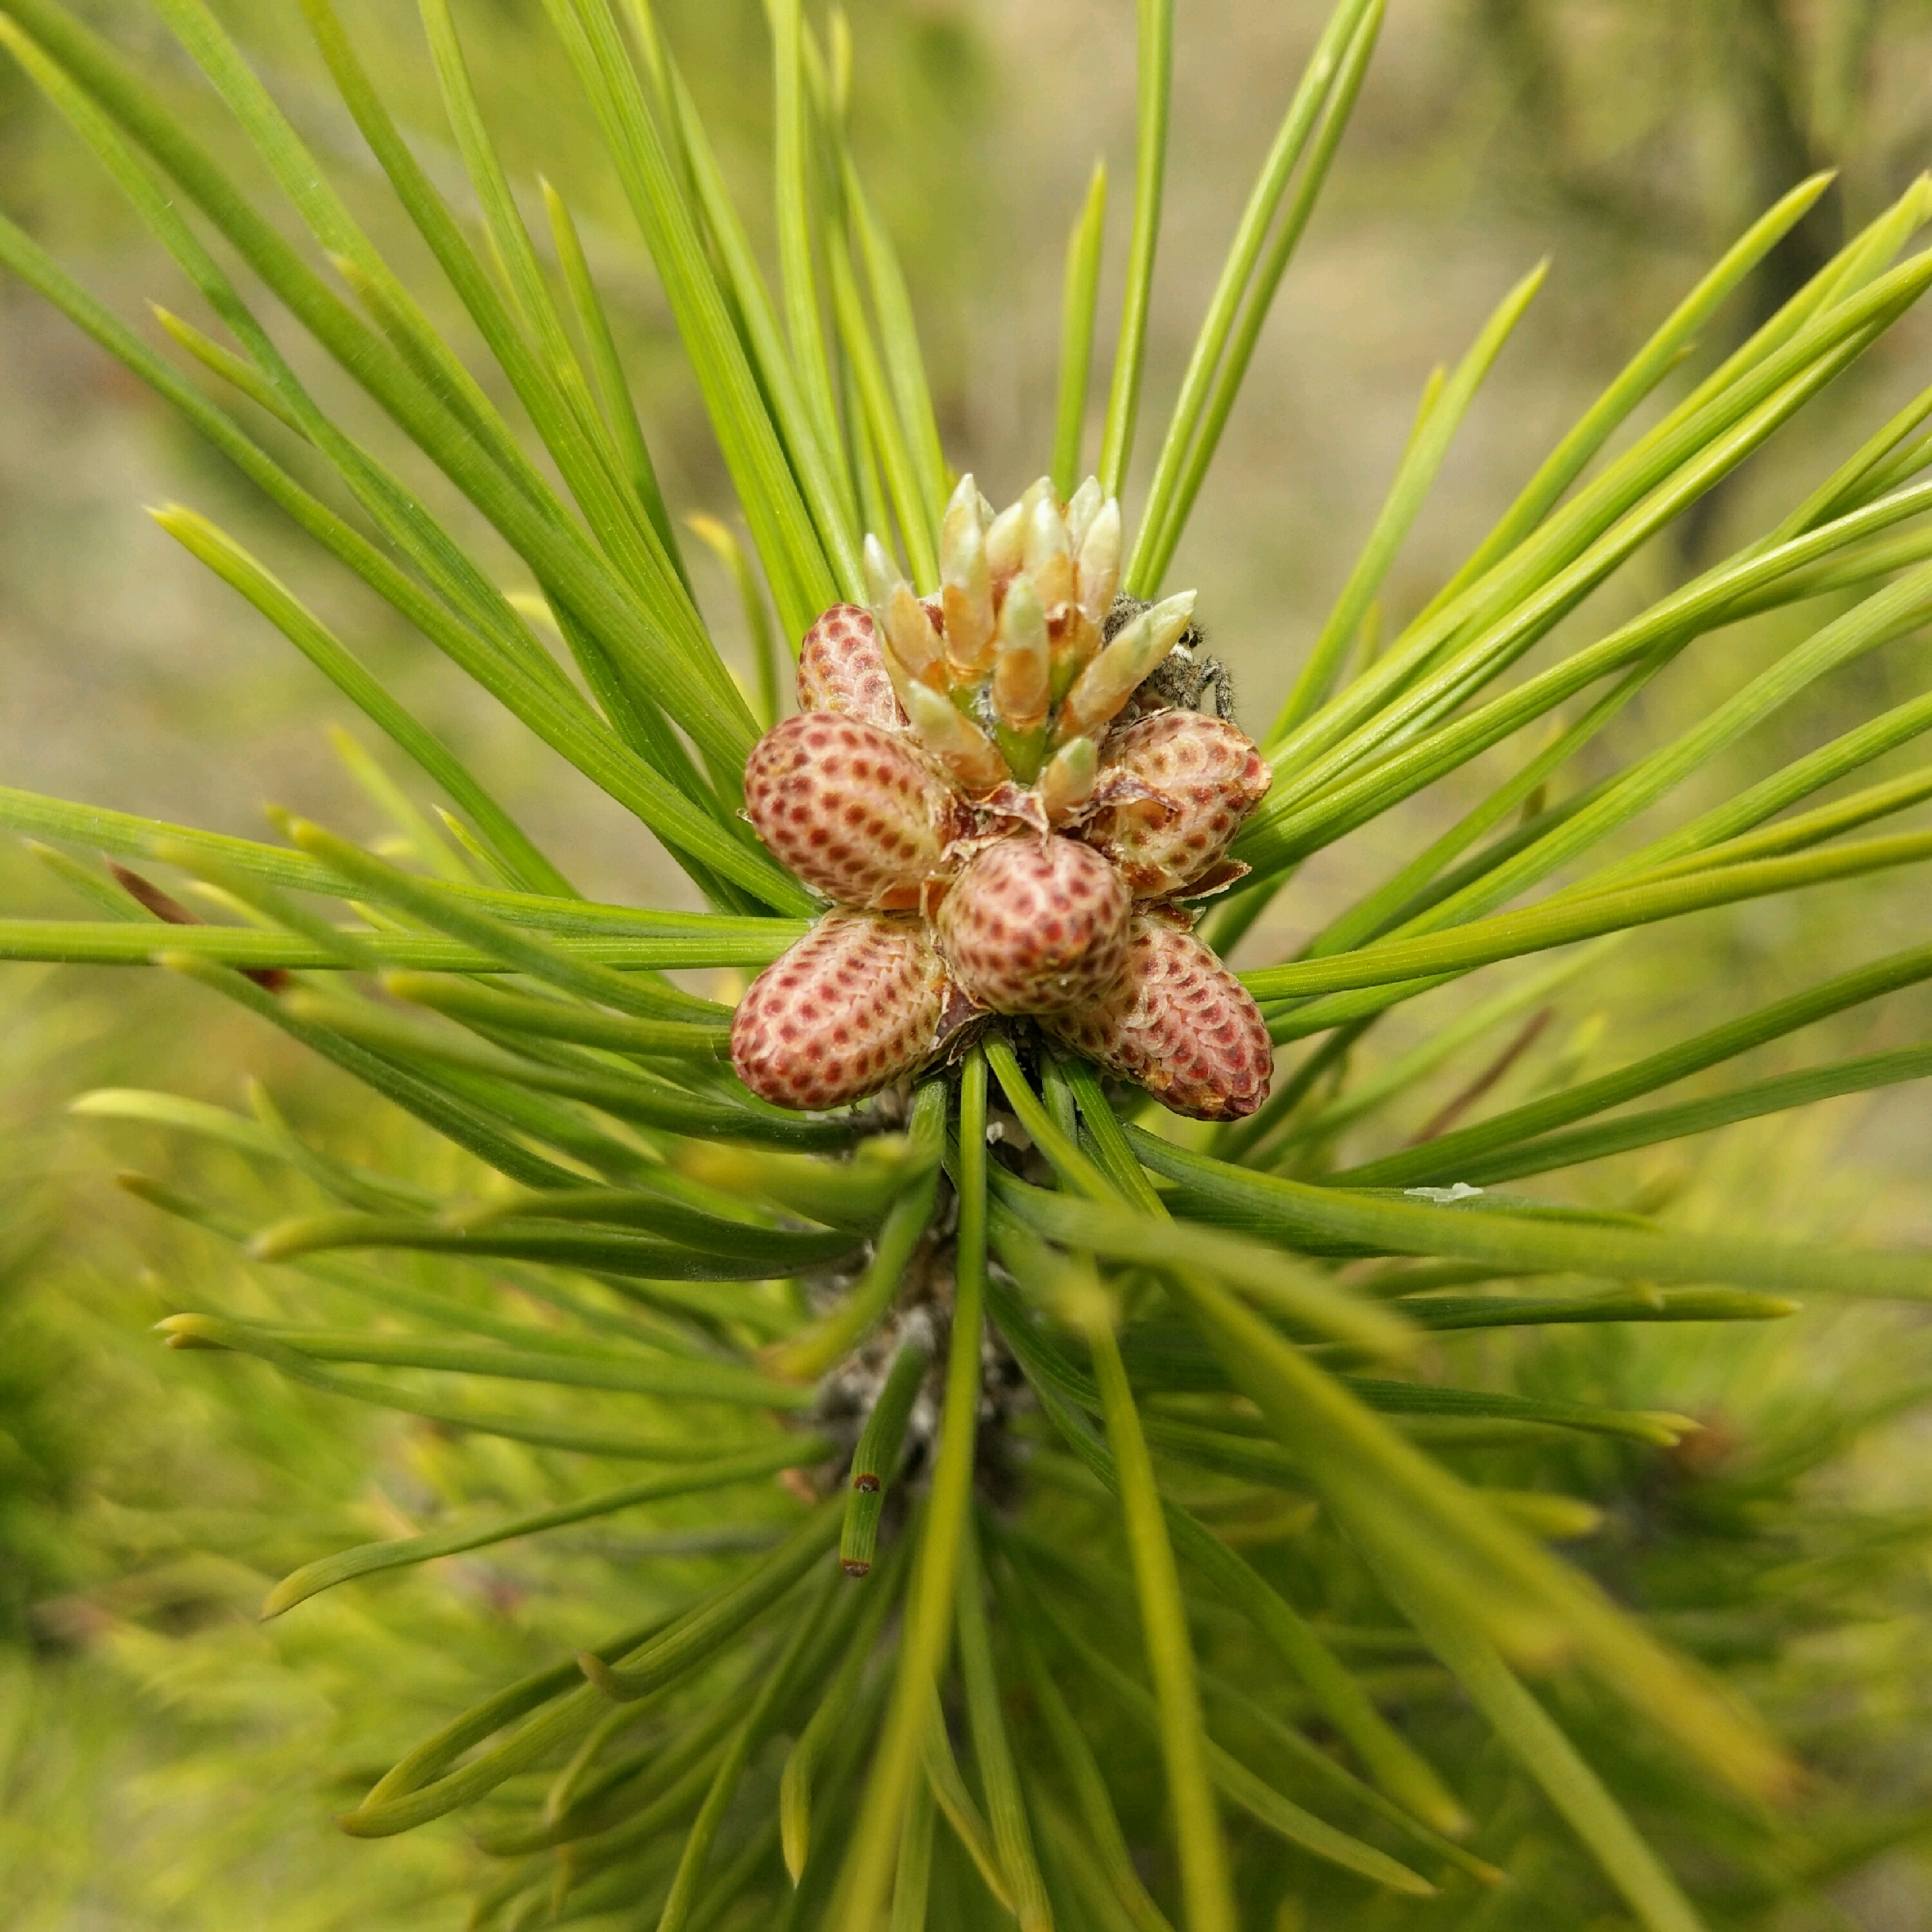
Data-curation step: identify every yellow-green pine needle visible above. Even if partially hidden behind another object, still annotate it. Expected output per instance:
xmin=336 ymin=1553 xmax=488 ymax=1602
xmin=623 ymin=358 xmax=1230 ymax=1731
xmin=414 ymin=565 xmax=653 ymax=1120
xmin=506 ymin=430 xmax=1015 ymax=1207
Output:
xmin=827 ymin=1050 xmax=989 ymax=1931
xmin=841 ymin=1343 xmax=931 ymax=1578
xmin=1054 ymin=160 xmax=1108 ymax=497
xmin=1082 ymin=1283 xmax=1236 ymax=1932
xmin=955 ymin=1520 xmax=1053 ymax=1930
xmin=687 ymin=511 xmax=784 ymax=730
xmin=1098 ymin=0 xmax=1173 ymax=495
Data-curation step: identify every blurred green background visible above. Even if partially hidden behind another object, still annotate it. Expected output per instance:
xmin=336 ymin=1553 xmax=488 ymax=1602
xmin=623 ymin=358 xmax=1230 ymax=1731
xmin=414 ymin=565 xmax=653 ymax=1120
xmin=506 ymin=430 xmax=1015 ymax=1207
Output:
xmin=7 ymin=1 xmax=1932 ymax=1924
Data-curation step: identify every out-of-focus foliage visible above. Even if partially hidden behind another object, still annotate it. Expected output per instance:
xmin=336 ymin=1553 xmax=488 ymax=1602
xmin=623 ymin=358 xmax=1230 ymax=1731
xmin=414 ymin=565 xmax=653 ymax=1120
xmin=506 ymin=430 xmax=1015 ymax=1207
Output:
xmin=0 ymin=899 xmax=460 ymax=1927
xmin=12 ymin=964 xmax=1932 ymax=1928
xmin=1463 ymin=0 xmax=1932 ymax=571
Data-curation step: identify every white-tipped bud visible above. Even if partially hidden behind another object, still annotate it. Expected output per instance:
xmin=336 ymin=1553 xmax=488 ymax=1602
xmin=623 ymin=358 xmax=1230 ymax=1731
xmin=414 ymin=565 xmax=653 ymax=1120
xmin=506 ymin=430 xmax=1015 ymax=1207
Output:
xmin=1023 ymin=493 xmax=1074 ymax=611
xmin=1051 ymin=609 xmax=1103 ymax=701
xmin=862 ymin=533 xmax=898 ymax=613
xmin=883 ymin=582 xmax=947 ymax=690
xmin=992 ymin=575 xmax=1051 ymax=732
xmin=941 ymin=480 xmax=996 ymax=676
xmin=1075 ymin=498 xmax=1122 ymax=626
xmin=945 ymin=471 xmax=986 ymax=533
xmin=1059 ymin=589 xmax=1196 ymax=738
xmin=1065 ymin=476 xmax=1104 ymax=550
xmin=1038 ymin=732 xmax=1099 ymax=822
xmin=902 ymin=681 xmax=1010 ymax=792
xmin=984 ymin=500 xmax=1026 ymax=582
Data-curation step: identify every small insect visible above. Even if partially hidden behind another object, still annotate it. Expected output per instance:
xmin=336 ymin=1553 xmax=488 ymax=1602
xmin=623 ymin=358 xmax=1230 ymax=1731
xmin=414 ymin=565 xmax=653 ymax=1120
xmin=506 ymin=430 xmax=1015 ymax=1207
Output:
xmin=1104 ymin=593 xmax=1237 ymax=721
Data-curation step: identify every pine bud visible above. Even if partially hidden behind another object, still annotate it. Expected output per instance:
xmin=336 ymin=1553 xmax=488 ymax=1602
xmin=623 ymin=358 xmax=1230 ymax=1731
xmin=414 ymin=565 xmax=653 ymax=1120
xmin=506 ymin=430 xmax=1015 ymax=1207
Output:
xmin=983 ymin=486 xmax=1039 ymax=583
xmin=1037 ymin=733 xmax=1099 ymax=822
xmin=1074 ymin=496 xmax=1122 ymax=627
xmin=991 ymin=575 xmax=1051 ymax=734
xmin=1083 ymin=712 xmax=1271 ymax=895
xmin=731 ymin=910 xmax=951 ymax=1111
xmin=934 ymin=833 xmax=1130 ymax=1014
xmin=1023 ymin=491 xmax=1074 ymax=611
xmin=1065 ymin=476 xmax=1104 ymax=551
xmin=1059 ymin=590 xmax=1196 ymax=739
xmin=902 ymin=682 xmax=1010 ymax=794
xmin=744 ymin=714 xmax=954 ymax=909
xmin=797 ymin=603 xmax=905 ymax=729
xmin=1043 ymin=911 xmax=1273 ymax=1121
xmin=940 ymin=474 xmax=996 ymax=677
xmin=860 ymin=531 xmax=897 ymax=611
xmin=983 ymin=510 xmax=1024 ymax=586
xmin=882 ymin=582 xmax=947 ymax=691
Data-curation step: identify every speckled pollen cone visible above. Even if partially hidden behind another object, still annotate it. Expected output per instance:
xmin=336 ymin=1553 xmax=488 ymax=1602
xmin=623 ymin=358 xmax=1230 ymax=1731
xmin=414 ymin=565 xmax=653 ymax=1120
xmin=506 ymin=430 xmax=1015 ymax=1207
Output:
xmin=796 ymin=603 xmax=906 ymax=729
xmin=743 ymin=714 xmax=956 ymax=912
xmin=1043 ymin=911 xmax=1274 ymax=1121
xmin=1083 ymin=711 xmax=1273 ymax=896
xmin=730 ymin=911 xmax=951 ymax=1112
xmin=729 ymin=474 xmax=1276 ymax=1120
xmin=934 ymin=834 xmax=1131 ymax=1014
